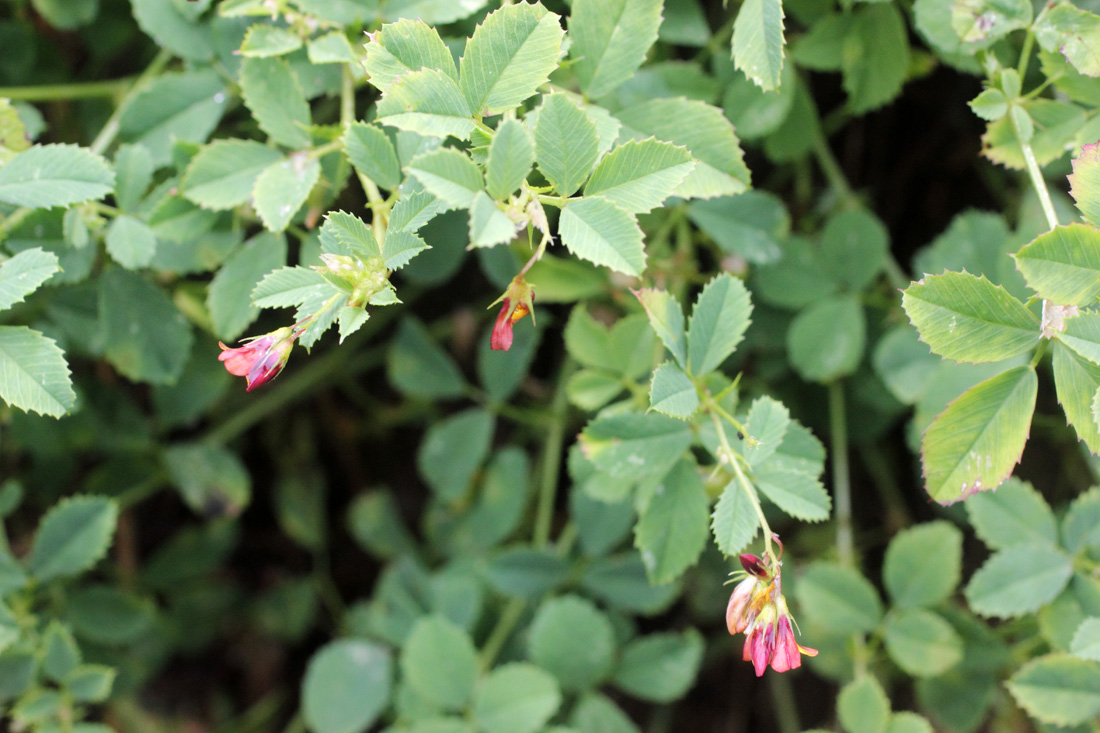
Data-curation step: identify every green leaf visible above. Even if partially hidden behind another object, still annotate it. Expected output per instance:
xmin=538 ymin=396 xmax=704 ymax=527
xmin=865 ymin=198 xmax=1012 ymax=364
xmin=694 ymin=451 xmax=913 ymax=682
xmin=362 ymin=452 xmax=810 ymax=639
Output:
xmin=363 ymin=18 xmax=457 ymax=93
xmin=687 ymin=191 xmax=788 ymax=264
xmin=417 ymin=409 xmax=494 ymax=503
xmin=559 ymin=197 xmax=645 ymax=276
xmin=571 ymin=693 xmax=640 ymax=733
xmin=0 ymin=247 xmax=59 ymax=311
xmin=584 ymin=140 xmax=695 ymax=214
xmin=529 ymin=595 xmax=616 ymax=691
xmin=732 ymin=0 xmax=785 ymax=91
xmin=29 ymin=496 xmax=117 ymax=582
xmin=578 ymin=412 xmax=693 ymax=482
xmin=901 ymin=271 xmax=1039 ymax=364
xmin=754 ymin=465 xmax=830 ymax=522
xmin=99 ymin=268 xmax=194 ymax=384
xmin=407 ymin=148 xmax=484 ymax=209
xmin=1006 ymin=653 xmax=1100 ymax=726
xmin=240 ymin=57 xmax=312 ymax=149
xmin=376 ymin=69 xmax=474 ymax=140
xmin=240 ymin=24 xmax=302 ymax=57
xmin=740 ymin=396 xmax=789 ymax=466
xmin=460 ymin=2 xmax=564 ymax=116
xmin=1054 ymin=343 xmax=1100 ymax=454
xmin=969 ymin=88 xmax=1008 ymax=121
xmin=253 ymin=156 xmax=321 ymax=232
xmin=252 ymin=266 xmax=328 ymax=308
xmin=1072 ymin=618 xmax=1100 ymax=661
xmin=307 ymin=31 xmax=357 ymax=64
xmin=843 ymin=4 xmax=910 ymax=114
xmin=787 ymin=294 xmax=866 ymax=382
xmin=686 ymin=273 xmax=752 ymax=377
xmin=569 ymin=0 xmax=663 ymax=99
xmin=474 ymin=663 xmax=561 ymax=733
xmin=872 ymin=324 xmax=948 ymax=405
xmin=112 ymin=143 xmax=153 ymax=212
xmin=104 ymin=215 xmax=157 ymax=269
xmin=383 ymin=230 xmax=430 ymax=271
xmin=344 ymin=122 xmax=401 ymax=191
xmin=965 ymin=543 xmax=1073 ymax=618
xmin=348 ymin=490 xmax=417 ymax=560
xmin=58 ymin=590 xmax=145 ymax=650
xmin=1070 ymin=140 xmax=1100 ymax=227
xmin=1063 ymin=486 xmax=1100 ymax=553
xmin=30 ymin=0 xmax=96 ymax=29
xmin=1059 ymin=312 xmax=1100 ymax=365
xmin=0 ymin=144 xmax=113 ymax=209
xmin=567 ymin=369 xmax=624 ymax=410
xmin=486 ymin=546 xmax=569 ymax=598
xmin=65 ymin=664 xmax=115 ymax=703
xmin=883 ymin=521 xmax=963 ymax=608
xmin=164 ymin=442 xmax=251 ymax=517
xmin=711 ymin=479 xmax=760 ymax=556
xmin=468 ymin=191 xmax=516 ymax=248
xmin=565 ymin=308 xmax=654 ymax=378
xmin=209 ymin=232 xmax=287 ymax=341
xmin=1034 ymin=4 xmax=1100 ymax=78
xmin=41 ymin=621 xmax=79 ymax=681
xmin=795 ymin=562 xmax=884 ymax=634
xmin=616 ymin=97 xmax=751 ymax=198
xmin=965 ymin=476 xmax=1058 ymax=550
xmin=321 ymin=211 xmax=381 ymax=259
xmin=181 ymin=140 xmax=284 ymax=210
xmin=821 ymin=209 xmax=889 ymax=291
xmin=634 ymin=288 xmax=687 ymax=367
xmin=1014 ymin=223 xmax=1100 ymax=305
xmin=485 ymin=119 xmax=534 ymax=200
xmin=118 ymin=71 xmax=227 ymax=166
xmin=838 ymin=676 xmax=890 ymax=733
xmin=612 ymin=630 xmax=703 ymax=703
xmin=648 ymin=362 xmax=698 ymax=419
xmin=389 ymin=190 xmax=444 ymax=234
xmin=401 ymin=616 xmax=478 ymax=710
xmin=884 ymin=608 xmax=964 ymax=677
xmin=580 ymin=553 xmax=679 ymax=614
xmin=302 ymin=640 xmax=393 ymax=733
xmin=951 ymin=0 xmax=1031 ymax=43
xmin=922 ymin=366 xmax=1037 ymax=504
xmin=131 ymin=0 xmax=214 ymax=61
xmin=388 ymin=317 xmax=466 ymax=399
xmin=983 ymin=99 xmax=1086 ymax=170
xmin=634 ymin=460 xmax=709 ymax=584
xmin=535 ymin=94 xmax=599 ymax=197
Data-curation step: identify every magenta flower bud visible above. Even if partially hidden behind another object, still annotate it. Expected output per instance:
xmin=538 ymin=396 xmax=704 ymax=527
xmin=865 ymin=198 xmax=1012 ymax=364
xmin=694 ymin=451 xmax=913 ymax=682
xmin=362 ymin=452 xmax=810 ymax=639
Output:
xmin=739 ymin=553 xmax=767 ymax=578
xmin=218 ymin=326 xmax=301 ymax=392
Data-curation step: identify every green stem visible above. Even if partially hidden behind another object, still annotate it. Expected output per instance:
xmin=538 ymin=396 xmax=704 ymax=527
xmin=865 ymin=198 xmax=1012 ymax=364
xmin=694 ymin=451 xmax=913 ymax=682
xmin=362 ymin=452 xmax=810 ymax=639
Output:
xmin=0 ymin=77 xmax=136 ymax=101
xmin=709 ymin=408 xmax=774 ymax=561
xmin=693 ymin=10 xmax=736 ymax=65
xmin=0 ymin=208 xmax=32 ymax=244
xmin=533 ymin=360 xmax=572 ymax=548
xmin=767 ymin=673 xmax=801 ymax=733
xmin=1013 ymin=116 xmax=1058 ymax=232
xmin=1016 ymin=30 xmax=1035 ymax=80
xmin=811 ymin=124 xmax=858 ymax=209
xmin=828 ymin=382 xmax=853 ymax=566
xmin=478 ymin=597 xmax=525 ymax=670
xmin=90 ymin=48 xmax=173 ymax=156
xmin=883 ymin=251 xmax=910 ymax=291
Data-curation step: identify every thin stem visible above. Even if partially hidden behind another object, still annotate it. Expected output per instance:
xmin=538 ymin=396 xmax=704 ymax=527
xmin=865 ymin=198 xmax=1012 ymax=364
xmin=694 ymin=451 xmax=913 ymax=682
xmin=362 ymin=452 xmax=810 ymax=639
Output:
xmin=710 ymin=408 xmax=774 ymax=561
xmin=883 ymin=251 xmax=910 ymax=291
xmin=1013 ymin=116 xmax=1059 ymax=232
xmin=1016 ymin=30 xmax=1035 ymax=80
xmin=532 ymin=360 xmax=572 ymax=547
xmin=811 ymin=124 xmax=858 ymax=209
xmin=828 ymin=382 xmax=853 ymax=566
xmin=90 ymin=48 xmax=173 ymax=156
xmin=0 ymin=77 xmax=136 ymax=101
xmin=693 ymin=10 xmax=736 ymax=65
xmin=478 ymin=598 xmax=525 ymax=670
xmin=0 ymin=208 xmax=32 ymax=244
xmin=767 ymin=673 xmax=801 ymax=733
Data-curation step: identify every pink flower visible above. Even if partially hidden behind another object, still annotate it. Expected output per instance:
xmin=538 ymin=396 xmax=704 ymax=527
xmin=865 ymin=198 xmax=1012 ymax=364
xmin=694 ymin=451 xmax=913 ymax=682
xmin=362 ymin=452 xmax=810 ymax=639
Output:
xmin=726 ymin=553 xmax=817 ymax=676
xmin=490 ymin=276 xmax=535 ymax=351
xmin=218 ymin=327 xmax=301 ymax=392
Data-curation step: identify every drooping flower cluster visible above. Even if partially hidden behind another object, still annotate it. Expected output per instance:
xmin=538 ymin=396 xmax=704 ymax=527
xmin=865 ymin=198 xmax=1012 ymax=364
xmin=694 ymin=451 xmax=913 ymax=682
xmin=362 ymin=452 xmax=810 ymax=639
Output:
xmin=726 ymin=550 xmax=817 ymax=676
xmin=218 ymin=326 xmax=302 ymax=392
xmin=490 ymin=274 xmax=535 ymax=351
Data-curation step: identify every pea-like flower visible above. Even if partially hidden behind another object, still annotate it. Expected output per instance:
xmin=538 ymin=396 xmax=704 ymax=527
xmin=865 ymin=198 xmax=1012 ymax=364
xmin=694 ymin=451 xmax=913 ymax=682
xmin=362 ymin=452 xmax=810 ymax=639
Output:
xmin=726 ymin=552 xmax=817 ymax=676
xmin=490 ymin=275 xmax=535 ymax=351
xmin=218 ymin=326 xmax=301 ymax=391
